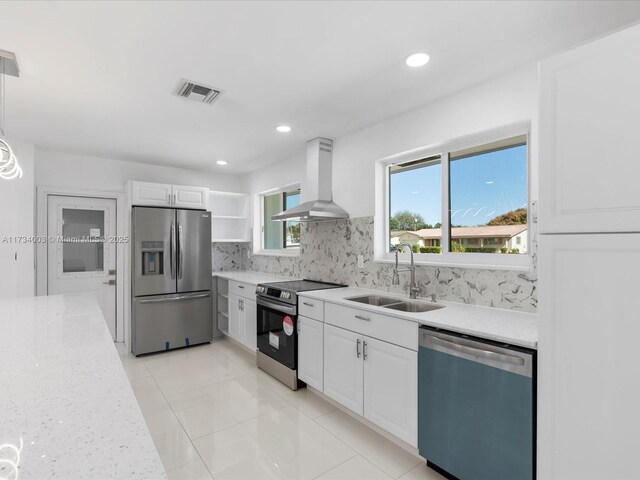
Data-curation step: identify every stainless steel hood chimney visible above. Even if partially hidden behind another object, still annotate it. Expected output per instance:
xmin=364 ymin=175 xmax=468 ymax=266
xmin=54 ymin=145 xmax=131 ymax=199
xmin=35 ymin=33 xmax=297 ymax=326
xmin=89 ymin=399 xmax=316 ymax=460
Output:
xmin=271 ymin=138 xmax=349 ymax=222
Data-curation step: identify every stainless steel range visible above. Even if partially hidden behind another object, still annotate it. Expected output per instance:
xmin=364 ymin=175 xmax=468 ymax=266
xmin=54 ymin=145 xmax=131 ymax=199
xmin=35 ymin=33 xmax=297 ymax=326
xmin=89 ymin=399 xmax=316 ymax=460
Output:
xmin=255 ymin=279 xmax=345 ymax=390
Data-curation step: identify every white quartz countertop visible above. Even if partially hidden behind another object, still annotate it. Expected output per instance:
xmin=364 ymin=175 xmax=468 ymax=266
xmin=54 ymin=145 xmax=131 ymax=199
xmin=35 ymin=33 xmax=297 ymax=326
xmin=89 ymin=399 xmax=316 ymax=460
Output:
xmin=0 ymin=294 xmax=165 ymax=480
xmin=298 ymin=287 xmax=538 ymax=349
xmin=213 ymin=270 xmax=297 ymax=285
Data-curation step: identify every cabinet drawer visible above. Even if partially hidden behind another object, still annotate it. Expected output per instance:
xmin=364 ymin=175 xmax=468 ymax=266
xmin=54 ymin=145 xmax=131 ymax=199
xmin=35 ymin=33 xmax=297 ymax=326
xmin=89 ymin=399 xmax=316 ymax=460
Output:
xmin=299 ymin=298 xmax=324 ymax=321
xmin=229 ymin=280 xmax=255 ymax=299
xmin=325 ymin=302 xmax=418 ymax=351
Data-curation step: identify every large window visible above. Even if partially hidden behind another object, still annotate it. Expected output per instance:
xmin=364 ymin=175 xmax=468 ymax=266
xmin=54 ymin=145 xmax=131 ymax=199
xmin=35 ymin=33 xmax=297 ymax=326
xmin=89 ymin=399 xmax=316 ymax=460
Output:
xmin=260 ymin=187 xmax=301 ymax=252
xmin=383 ymin=128 xmax=530 ymax=268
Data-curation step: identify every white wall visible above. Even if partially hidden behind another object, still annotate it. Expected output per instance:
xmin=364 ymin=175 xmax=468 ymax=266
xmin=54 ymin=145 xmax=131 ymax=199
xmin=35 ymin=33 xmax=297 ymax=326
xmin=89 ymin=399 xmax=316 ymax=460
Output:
xmin=244 ymin=63 xmax=537 ymax=219
xmin=0 ymin=137 xmax=36 ymax=298
xmin=36 ymin=149 xmax=245 ymax=193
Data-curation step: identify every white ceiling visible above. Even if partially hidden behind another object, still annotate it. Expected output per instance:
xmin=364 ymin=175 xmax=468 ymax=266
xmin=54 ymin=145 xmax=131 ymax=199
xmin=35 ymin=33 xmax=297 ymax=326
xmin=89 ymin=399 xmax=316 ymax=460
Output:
xmin=1 ymin=1 xmax=639 ymax=173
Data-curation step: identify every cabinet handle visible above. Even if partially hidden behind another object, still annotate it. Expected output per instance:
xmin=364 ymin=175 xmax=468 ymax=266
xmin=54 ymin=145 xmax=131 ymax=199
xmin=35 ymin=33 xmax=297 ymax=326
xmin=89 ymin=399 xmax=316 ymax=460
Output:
xmin=238 ymin=285 xmax=245 ymax=289
xmin=363 ymin=340 xmax=368 ymax=360
xmin=173 ymin=193 xmax=177 ymax=205
xmin=355 ymin=315 xmax=370 ymax=321
xmin=302 ymin=302 xmax=314 ymax=307
xmin=356 ymin=338 xmax=361 ymax=358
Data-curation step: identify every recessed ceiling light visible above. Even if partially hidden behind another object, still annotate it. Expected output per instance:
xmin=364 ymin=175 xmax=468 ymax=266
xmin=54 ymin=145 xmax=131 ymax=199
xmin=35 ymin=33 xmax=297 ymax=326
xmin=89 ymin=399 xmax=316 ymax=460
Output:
xmin=485 ymin=181 xmax=494 ymax=184
xmin=216 ymin=160 xmax=228 ymax=166
xmin=276 ymin=125 xmax=291 ymax=133
xmin=405 ymin=52 xmax=430 ymax=67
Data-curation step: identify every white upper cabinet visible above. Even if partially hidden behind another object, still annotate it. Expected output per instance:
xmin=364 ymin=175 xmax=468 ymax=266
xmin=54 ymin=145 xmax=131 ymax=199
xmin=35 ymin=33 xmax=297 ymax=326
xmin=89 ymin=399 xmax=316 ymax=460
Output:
xmin=172 ymin=185 xmax=208 ymax=209
xmin=130 ymin=181 xmax=173 ymax=207
xmin=208 ymin=191 xmax=250 ymax=242
xmin=129 ymin=181 xmax=208 ymax=209
xmin=539 ymin=24 xmax=640 ymax=233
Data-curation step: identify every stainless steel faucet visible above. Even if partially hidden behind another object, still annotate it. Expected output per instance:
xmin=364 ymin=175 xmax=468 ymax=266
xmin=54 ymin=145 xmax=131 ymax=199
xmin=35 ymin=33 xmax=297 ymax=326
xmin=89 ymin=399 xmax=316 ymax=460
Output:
xmin=393 ymin=242 xmax=419 ymax=299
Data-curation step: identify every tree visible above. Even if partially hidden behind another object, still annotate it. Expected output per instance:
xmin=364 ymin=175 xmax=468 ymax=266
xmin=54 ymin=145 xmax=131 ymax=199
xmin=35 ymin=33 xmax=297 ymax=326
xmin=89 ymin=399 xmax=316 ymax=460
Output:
xmin=487 ymin=208 xmax=527 ymax=226
xmin=390 ymin=210 xmax=429 ymax=231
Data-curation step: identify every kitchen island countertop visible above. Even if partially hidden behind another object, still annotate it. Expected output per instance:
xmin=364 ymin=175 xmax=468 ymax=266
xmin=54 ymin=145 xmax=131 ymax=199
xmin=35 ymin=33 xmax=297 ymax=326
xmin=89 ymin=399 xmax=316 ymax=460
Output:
xmin=0 ymin=294 xmax=165 ymax=480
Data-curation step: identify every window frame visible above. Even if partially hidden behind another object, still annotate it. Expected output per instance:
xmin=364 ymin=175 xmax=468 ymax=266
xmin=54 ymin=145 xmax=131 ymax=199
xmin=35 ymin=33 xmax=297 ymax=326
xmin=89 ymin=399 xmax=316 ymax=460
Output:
xmin=375 ymin=123 xmax=534 ymax=271
xmin=253 ymin=183 xmax=302 ymax=256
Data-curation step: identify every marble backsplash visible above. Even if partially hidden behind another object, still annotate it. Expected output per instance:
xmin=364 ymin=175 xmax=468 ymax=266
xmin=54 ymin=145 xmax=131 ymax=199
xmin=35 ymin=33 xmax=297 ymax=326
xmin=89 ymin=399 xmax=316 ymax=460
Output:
xmin=213 ymin=216 xmax=537 ymax=312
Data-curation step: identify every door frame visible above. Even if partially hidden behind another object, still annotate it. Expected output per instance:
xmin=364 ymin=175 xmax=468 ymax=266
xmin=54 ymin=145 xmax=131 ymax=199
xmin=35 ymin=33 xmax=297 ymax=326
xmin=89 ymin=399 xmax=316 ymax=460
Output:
xmin=37 ymin=186 xmax=127 ymax=342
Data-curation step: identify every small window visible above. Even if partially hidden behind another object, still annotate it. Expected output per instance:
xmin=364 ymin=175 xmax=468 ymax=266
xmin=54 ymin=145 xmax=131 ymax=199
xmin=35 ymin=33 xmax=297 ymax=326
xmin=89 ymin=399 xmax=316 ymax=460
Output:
xmin=389 ymin=155 xmax=442 ymax=252
xmin=260 ymin=187 xmax=301 ymax=252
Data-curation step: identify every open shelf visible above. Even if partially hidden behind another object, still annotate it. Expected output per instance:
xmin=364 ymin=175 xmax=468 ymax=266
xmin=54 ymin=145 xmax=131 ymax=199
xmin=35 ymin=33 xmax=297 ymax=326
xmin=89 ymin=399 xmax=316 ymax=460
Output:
xmin=209 ymin=191 xmax=251 ymax=242
xmin=218 ymin=293 xmax=229 ymax=300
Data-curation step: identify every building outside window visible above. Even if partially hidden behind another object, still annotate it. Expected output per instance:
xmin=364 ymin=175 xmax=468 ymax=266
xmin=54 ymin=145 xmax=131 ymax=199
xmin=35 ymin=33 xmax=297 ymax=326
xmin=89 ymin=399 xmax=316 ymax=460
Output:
xmin=260 ymin=187 xmax=301 ymax=252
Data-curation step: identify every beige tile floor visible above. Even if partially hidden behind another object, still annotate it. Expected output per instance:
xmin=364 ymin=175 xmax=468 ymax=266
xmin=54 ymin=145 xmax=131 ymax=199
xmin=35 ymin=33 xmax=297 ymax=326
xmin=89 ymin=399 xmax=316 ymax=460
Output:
xmin=117 ymin=339 xmax=446 ymax=480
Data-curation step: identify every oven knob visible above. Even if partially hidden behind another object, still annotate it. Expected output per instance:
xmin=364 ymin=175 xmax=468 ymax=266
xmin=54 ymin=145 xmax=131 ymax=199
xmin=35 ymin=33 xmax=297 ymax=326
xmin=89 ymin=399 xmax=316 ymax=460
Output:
xmin=256 ymin=286 xmax=265 ymax=293
xmin=280 ymin=292 xmax=291 ymax=299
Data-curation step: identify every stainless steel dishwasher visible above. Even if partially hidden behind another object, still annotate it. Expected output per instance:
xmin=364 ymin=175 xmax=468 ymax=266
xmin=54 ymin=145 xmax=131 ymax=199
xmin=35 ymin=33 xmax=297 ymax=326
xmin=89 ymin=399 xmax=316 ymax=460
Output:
xmin=418 ymin=326 xmax=536 ymax=480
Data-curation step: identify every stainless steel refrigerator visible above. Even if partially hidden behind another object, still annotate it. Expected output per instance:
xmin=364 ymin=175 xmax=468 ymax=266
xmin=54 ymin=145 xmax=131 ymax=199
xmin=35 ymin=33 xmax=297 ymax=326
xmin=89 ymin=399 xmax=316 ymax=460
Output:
xmin=132 ymin=206 xmax=212 ymax=355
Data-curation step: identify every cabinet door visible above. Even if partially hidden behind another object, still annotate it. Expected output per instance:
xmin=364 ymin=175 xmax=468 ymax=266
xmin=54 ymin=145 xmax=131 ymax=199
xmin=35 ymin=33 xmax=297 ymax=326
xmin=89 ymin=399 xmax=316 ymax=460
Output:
xmin=172 ymin=185 xmax=208 ymax=209
xmin=228 ymin=293 xmax=243 ymax=343
xmin=539 ymin=24 xmax=640 ymax=233
xmin=538 ymin=233 xmax=640 ymax=479
xmin=363 ymin=336 xmax=418 ymax=447
xmin=242 ymin=298 xmax=257 ymax=352
xmin=298 ymin=316 xmax=324 ymax=391
xmin=323 ymin=324 xmax=363 ymax=415
xmin=131 ymin=181 xmax=172 ymax=207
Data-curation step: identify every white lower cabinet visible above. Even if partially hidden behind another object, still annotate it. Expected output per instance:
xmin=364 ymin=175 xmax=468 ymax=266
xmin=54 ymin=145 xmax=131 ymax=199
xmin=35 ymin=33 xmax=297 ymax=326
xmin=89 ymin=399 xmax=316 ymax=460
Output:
xmin=322 ymin=322 xmax=418 ymax=447
xmin=298 ymin=316 xmax=325 ymax=391
xmin=323 ymin=324 xmax=364 ymax=415
xmin=243 ymin=298 xmax=257 ymax=352
xmin=363 ymin=337 xmax=417 ymax=446
xmin=226 ymin=289 xmax=257 ymax=352
xmin=228 ymin=292 xmax=243 ymax=343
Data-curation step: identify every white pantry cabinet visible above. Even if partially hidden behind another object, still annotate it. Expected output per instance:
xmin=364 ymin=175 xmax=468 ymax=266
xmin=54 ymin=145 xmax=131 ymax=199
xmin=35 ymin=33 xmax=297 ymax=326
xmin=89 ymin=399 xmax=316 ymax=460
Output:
xmin=297 ymin=315 xmax=324 ymax=391
xmin=539 ymin=23 xmax=640 ymax=234
xmin=538 ymin=233 xmax=640 ymax=479
xmin=363 ymin=336 xmax=417 ymax=446
xmin=323 ymin=323 xmax=364 ymax=415
xmin=129 ymin=181 xmax=208 ymax=209
xmin=323 ymin=320 xmax=418 ymax=446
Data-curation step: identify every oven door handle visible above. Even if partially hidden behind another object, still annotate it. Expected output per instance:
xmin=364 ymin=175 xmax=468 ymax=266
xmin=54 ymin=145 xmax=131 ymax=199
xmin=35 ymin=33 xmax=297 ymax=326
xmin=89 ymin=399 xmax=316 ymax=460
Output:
xmin=257 ymin=297 xmax=297 ymax=316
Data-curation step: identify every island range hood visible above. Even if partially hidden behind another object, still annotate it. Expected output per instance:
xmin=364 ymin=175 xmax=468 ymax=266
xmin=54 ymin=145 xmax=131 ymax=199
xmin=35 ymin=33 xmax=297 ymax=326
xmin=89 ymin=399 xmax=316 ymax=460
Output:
xmin=271 ymin=137 xmax=349 ymax=222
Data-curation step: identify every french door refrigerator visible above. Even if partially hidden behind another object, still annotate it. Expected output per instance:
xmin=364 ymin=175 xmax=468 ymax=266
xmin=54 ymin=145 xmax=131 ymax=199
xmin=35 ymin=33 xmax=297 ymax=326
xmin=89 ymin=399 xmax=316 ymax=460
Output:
xmin=132 ymin=206 xmax=212 ymax=355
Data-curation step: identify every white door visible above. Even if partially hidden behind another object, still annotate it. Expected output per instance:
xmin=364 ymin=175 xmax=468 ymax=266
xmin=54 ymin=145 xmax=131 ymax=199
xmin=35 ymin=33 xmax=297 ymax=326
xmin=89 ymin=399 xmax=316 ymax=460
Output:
xmin=363 ymin=336 xmax=418 ymax=446
xmin=539 ymin=23 xmax=640 ymax=234
xmin=47 ymin=196 xmax=117 ymax=339
xmin=243 ymin=298 xmax=257 ymax=352
xmin=298 ymin=316 xmax=324 ymax=391
xmin=172 ymin=185 xmax=208 ymax=209
xmin=130 ymin=181 xmax=172 ymax=207
xmin=228 ymin=292 xmax=243 ymax=343
xmin=538 ymin=233 xmax=640 ymax=479
xmin=323 ymin=324 xmax=363 ymax=415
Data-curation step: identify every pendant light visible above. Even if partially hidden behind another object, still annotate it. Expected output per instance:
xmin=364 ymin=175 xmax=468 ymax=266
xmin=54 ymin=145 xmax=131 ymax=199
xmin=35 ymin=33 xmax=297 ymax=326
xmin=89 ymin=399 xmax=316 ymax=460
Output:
xmin=0 ymin=49 xmax=22 ymax=180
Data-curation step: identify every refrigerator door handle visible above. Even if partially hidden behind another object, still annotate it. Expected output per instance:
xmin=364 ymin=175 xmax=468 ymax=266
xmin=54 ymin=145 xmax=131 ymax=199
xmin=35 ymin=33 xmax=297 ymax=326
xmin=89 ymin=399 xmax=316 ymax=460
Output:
xmin=139 ymin=292 xmax=211 ymax=304
xmin=178 ymin=224 xmax=184 ymax=279
xmin=170 ymin=221 xmax=176 ymax=279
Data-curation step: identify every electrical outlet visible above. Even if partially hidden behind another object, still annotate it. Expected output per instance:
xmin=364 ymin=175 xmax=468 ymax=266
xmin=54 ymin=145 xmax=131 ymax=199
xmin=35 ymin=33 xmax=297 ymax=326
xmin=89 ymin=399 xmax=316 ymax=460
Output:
xmin=357 ymin=254 xmax=364 ymax=268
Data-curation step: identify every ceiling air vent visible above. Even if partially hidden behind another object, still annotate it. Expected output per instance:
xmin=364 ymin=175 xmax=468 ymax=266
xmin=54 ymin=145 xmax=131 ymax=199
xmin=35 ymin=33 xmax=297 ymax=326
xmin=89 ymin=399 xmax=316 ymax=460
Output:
xmin=176 ymin=79 xmax=222 ymax=104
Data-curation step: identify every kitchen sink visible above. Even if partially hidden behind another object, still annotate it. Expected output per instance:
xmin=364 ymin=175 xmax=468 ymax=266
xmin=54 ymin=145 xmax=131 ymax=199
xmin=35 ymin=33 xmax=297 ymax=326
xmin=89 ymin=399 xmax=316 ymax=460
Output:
xmin=384 ymin=301 xmax=444 ymax=313
xmin=345 ymin=295 xmax=402 ymax=306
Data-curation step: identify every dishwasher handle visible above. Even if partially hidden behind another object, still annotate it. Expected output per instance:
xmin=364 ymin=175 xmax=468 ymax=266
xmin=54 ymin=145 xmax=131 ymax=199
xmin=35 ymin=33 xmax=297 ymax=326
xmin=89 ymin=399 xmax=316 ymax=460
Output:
xmin=421 ymin=329 xmax=533 ymax=378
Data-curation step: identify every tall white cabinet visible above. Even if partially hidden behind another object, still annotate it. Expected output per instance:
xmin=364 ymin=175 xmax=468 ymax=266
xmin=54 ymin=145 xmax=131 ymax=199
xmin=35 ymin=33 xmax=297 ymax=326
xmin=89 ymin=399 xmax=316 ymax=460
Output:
xmin=538 ymin=23 xmax=640 ymax=480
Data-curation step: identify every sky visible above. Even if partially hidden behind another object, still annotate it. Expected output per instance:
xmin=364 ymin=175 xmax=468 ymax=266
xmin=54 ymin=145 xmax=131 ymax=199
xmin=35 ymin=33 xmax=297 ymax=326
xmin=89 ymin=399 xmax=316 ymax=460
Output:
xmin=390 ymin=145 xmax=527 ymax=227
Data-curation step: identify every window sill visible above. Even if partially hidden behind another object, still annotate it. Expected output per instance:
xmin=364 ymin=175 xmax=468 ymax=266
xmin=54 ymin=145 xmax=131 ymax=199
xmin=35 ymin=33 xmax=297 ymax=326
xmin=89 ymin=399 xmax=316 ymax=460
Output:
xmin=376 ymin=253 xmax=533 ymax=272
xmin=253 ymin=249 xmax=300 ymax=258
